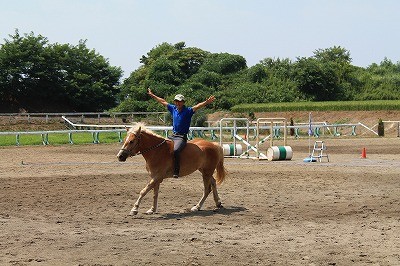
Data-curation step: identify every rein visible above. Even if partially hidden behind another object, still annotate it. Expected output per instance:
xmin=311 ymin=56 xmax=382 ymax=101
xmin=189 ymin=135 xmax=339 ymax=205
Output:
xmin=120 ymin=132 xmax=166 ymax=157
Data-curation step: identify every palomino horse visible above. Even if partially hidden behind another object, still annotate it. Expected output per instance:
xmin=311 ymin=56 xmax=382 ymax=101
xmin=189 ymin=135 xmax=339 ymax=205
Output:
xmin=117 ymin=123 xmax=227 ymax=215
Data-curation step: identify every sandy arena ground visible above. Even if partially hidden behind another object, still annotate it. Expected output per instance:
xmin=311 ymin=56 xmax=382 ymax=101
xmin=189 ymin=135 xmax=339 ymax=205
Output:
xmin=1 ymin=137 xmax=400 ymax=265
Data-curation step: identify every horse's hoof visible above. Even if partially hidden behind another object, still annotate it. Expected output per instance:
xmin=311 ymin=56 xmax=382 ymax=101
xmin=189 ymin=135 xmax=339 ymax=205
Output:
xmin=191 ymin=205 xmax=200 ymax=212
xmin=129 ymin=209 xmax=138 ymax=216
xmin=216 ymin=202 xmax=223 ymax=208
xmin=129 ymin=207 xmax=139 ymax=216
xmin=146 ymin=209 xmax=154 ymax=215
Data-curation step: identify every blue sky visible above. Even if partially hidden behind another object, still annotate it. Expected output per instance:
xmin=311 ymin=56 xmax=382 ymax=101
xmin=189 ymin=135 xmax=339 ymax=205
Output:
xmin=1 ymin=0 xmax=399 ymax=78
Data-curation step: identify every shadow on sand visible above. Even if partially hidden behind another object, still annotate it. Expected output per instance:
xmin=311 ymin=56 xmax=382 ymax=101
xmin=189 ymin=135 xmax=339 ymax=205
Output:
xmin=156 ymin=206 xmax=247 ymax=220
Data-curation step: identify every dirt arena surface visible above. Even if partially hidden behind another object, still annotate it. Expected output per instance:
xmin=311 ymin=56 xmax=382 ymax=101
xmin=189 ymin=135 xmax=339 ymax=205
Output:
xmin=1 ymin=137 xmax=400 ymax=265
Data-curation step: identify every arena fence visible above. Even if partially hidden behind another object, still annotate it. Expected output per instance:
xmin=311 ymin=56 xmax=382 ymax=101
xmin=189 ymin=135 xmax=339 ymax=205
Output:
xmin=0 ymin=116 xmax=384 ymax=147
xmin=0 ymin=112 xmax=168 ymax=124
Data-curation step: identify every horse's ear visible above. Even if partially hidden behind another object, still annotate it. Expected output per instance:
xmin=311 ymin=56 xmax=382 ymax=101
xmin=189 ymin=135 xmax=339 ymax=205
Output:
xmin=137 ymin=126 xmax=141 ymax=135
xmin=125 ymin=126 xmax=129 ymax=132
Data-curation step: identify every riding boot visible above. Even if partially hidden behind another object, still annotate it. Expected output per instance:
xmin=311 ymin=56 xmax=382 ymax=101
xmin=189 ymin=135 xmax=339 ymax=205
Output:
xmin=173 ymin=150 xmax=180 ymax=178
xmin=171 ymin=134 xmax=186 ymax=179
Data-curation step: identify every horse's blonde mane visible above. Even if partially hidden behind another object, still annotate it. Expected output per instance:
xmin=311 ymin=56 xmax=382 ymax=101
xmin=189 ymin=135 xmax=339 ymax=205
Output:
xmin=128 ymin=122 xmax=164 ymax=139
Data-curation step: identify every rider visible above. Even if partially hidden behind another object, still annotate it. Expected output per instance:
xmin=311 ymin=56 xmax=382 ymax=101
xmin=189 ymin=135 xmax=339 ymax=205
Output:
xmin=147 ymin=88 xmax=215 ymax=178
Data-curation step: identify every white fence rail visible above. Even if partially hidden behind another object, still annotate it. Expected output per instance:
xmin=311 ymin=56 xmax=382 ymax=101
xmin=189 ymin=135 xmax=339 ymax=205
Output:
xmin=0 ymin=116 xmax=382 ymax=146
xmin=0 ymin=112 xmax=168 ymax=124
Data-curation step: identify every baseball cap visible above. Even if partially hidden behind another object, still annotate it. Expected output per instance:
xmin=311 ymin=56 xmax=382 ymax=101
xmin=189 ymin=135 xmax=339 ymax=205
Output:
xmin=174 ymin=94 xmax=185 ymax=101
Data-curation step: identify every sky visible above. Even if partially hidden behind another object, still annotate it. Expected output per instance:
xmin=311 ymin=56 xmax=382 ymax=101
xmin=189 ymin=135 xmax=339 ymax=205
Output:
xmin=1 ymin=0 xmax=399 ymax=79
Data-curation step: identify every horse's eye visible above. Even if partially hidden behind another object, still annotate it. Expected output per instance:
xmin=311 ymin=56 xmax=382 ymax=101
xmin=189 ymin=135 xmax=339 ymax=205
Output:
xmin=129 ymin=140 xmax=134 ymax=144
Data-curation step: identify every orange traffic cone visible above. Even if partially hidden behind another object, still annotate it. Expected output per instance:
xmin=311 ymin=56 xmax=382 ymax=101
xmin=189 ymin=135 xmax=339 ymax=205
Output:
xmin=361 ymin=147 xmax=367 ymax=159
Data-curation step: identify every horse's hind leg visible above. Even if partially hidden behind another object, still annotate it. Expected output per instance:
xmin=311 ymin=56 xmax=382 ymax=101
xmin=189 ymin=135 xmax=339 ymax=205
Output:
xmin=130 ymin=179 xmax=156 ymax=215
xmin=210 ymin=177 xmax=222 ymax=208
xmin=191 ymin=175 xmax=212 ymax=212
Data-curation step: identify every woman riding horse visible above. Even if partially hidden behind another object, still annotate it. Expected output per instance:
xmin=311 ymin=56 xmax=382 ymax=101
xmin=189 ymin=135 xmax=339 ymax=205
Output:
xmin=147 ymin=88 xmax=215 ymax=178
xmin=117 ymin=124 xmax=227 ymax=215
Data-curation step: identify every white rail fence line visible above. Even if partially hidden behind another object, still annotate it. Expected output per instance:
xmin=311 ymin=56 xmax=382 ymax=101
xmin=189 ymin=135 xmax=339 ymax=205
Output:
xmin=0 ymin=116 xmax=381 ymax=146
xmin=0 ymin=112 xmax=168 ymax=124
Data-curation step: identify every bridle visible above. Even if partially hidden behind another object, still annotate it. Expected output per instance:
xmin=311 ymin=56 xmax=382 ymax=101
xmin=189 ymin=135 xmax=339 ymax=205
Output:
xmin=119 ymin=131 xmax=166 ymax=157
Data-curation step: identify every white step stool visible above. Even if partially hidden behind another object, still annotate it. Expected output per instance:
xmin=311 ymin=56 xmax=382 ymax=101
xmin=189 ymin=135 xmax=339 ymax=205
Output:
xmin=311 ymin=141 xmax=329 ymax=162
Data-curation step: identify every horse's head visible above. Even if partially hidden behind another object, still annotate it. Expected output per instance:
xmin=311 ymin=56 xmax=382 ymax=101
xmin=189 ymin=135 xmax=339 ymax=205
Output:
xmin=117 ymin=126 xmax=141 ymax=162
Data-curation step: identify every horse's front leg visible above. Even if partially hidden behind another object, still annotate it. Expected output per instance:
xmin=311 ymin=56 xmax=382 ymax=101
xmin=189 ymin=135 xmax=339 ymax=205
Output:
xmin=130 ymin=179 xmax=156 ymax=215
xmin=146 ymin=181 xmax=160 ymax=215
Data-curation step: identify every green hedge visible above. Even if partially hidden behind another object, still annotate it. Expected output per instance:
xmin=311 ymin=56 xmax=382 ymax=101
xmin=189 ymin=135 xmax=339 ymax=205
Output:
xmin=231 ymin=100 xmax=400 ymax=113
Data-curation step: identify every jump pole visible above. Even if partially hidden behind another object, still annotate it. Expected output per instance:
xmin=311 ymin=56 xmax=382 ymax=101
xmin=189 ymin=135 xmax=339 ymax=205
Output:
xmin=219 ymin=118 xmax=253 ymax=158
xmin=256 ymin=118 xmax=287 ymax=160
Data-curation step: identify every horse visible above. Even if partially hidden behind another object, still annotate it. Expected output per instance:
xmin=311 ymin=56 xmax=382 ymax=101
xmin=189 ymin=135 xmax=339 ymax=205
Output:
xmin=117 ymin=123 xmax=227 ymax=215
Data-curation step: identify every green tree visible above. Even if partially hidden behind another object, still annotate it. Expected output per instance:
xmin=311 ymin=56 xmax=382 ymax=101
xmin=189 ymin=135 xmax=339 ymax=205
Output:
xmin=247 ymin=64 xmax=267 ymax=83
xmin=293 ymin=57 xmax=338 ymax=101
xmin=0 ymin=30 xmax=122 ymax=112
xmin=58 ymin=40 xmax=122 ymax=111
xmin=260 ymin=57 xmax=294 ymax=80
xmin=0 ymin=30 xmax=56 ymax=111
xmin=356 ymin=58 xmax=400 ymax=100
xmin=188 ymin=69 xmax=222 ymax=87
xmin=117 ymin=42 xmax=400 ymax=113
xmin=146 ymin=57 xmax=183 ymax=86
xmin=202 ymin=53 xmax=247 ymax=75
xmin=313 ymin=46 xmax=351 ymax=65
xmin=118 ymin=42 xmax=213 ymax=111
xmin=312 ymin=46 xmax=358 ymax=100
xmin=140 ymin=42 xmax=208 ymax=80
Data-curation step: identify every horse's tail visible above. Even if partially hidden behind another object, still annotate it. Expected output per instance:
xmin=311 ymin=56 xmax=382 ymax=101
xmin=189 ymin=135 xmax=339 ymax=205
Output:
xmin=215 ymin=146 xmax=227 ymax=185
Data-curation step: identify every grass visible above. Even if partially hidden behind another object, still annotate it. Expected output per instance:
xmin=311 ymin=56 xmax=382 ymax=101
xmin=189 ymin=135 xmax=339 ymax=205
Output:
xmin=231 ymin=100 xmax=400 ymax=113
xmin=0 ymin=131 xmax=126 ymax=146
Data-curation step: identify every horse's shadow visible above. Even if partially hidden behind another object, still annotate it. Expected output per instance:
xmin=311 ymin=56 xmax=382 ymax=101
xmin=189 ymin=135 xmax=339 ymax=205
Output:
xmin=154 ymin=206 xmax=247 ymax=220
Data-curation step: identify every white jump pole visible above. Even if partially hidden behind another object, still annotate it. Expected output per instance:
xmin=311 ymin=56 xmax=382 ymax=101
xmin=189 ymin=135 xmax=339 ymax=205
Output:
xmin=219 ymin=118 xmax=250 ymax=158
xmin=256 ymin=118 xmax=287 ymax=159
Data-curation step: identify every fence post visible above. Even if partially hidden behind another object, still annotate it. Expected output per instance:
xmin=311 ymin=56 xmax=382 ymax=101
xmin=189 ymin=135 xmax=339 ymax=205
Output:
xmin=41 ymin=133 xmax=49 ymax=145
xmin=68 ymin=133 xmax=73 ymax=144
xmin=16 ymin=134 xmax=20 ymax=146
xmin=92 ymin=132 xmax=99 ymax=144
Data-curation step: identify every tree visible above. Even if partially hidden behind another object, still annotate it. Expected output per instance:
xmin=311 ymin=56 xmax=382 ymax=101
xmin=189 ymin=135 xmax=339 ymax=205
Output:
xmin=117 ymin=42 xmax=400 ymax=113
xmin=0 ymin=30 xmax=122 ymax=112
xmin=54 ymin=40 xmax=123 ymax=111
xmin=0 ymin=30 xmax=55 ymax=111
xmin=140 ymin=42 xmax=208 ymax=80
xmin=146 ymin=57 xmax=183 ymax=86
xmin=356 ymin=58 xmax=400 ymax=100
xmin=313 ymin=46 xmax=351 ymax=64
xmin=118 ymin=42 xmax=212 ymax=111
xmin=259 ymin=57 xmax=294 ymax=80
xmin=202 ymin=53 xmax=247 ymax=75
xmin=313 ymin=46 xmax=353 ymax=85
xmin=188 ymin=69 xmax=222 ymax=87
xmin=247 ymin=64 xmax=267 ymax=83
xmin=140 ymin=42 xmax=175 ymax=66
xmin=294 ymin=57 xmax=338 ymax=101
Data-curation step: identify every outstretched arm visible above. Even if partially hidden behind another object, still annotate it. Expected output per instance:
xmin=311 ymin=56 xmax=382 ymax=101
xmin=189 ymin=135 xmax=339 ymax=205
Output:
xmin=148 ymin=88 xmax=168 ymax=107
xmin=192 ymin=95 xmax=215 ymax=112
